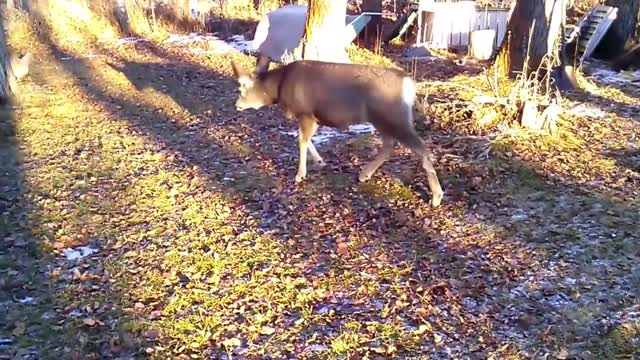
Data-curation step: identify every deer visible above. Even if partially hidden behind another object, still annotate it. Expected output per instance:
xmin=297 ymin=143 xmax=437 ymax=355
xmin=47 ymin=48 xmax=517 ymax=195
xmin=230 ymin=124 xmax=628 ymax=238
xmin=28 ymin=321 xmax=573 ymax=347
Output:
xmin=7 ymin=50 xmax=34 ymax=95
xmin=230 ymin=59 xmax=444 ymax=208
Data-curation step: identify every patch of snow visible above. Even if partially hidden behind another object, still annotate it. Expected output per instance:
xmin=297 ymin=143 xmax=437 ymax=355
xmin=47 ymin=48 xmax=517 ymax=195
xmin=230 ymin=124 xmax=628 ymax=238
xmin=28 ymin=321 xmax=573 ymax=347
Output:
xmin=511 ymin=213 xmax=529 ymax=221
xmin=193 ymin=38 xmax=253 ymax=55
xmin=316 ymin=306 xmax=330 ymax=315
xmin=0 ymin=338 xmax=12 ymax=345
xmin=163 ymin=33 xmax=254 ymax=55
xmin=461 ymin=297 xmax=478 ymax=309
xmin=61 ymin=54 xmax=99 ymax=61
xmin=306 ymin=344 xmax=328 ymax=352
xmin=282 ymin=124 xmax=375 ymax=145
xmin=163 ymin=32 xmax=218 ymax=45
xmin=543 ymin=293 xmax=572 ymax=309
xmin=41 ymin=311 xmax=56 ymax=320
xmin=114 ymin=37 xmax=145 ymax=45
xmin=590 ymin=68 xmax=640 ymax=86
xmin=63 ymin=246 xmax=97 ymax=260
xmin=16 ymin=296 xmax=34 ymax=304
xmin=67 ymin=309 xmax=82 ymax=318
xmin=566 ymin=103 xmax=607 ymax=118
xmin=98 ymin=37 xmax=144 ymax=45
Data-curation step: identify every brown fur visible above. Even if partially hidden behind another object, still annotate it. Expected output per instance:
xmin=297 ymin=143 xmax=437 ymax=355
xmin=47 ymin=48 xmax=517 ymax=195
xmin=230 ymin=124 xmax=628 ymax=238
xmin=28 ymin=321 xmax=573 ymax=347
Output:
xmin=231 ymin=60 xmax=444 ymax=207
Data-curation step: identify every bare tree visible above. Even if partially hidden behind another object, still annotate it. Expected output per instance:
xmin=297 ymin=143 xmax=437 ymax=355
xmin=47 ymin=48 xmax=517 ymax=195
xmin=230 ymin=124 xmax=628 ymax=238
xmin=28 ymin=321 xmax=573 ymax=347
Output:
xmin=0 ymin=13 xmax=12 ymax=103
xmin=493 ymin=0 xmax=563 ymax=78
xmin=112 ymin=0 xmax=131 ymax=36
xmin=295 ymin=0 xmax=350 ymax=62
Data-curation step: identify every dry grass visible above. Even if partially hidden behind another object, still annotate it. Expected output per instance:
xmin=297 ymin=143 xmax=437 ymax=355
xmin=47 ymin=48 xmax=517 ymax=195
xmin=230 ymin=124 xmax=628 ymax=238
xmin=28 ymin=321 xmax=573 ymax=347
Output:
xmin=1 ymin=2 xmax=639 ymax=359
xmin=3 ymin=0 xmax=290 ymax=55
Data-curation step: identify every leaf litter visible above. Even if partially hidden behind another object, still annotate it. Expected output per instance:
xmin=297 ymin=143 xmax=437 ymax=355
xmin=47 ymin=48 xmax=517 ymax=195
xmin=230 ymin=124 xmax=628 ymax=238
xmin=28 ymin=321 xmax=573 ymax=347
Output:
xmin=1 ymin=26 xmax=639 ymax=360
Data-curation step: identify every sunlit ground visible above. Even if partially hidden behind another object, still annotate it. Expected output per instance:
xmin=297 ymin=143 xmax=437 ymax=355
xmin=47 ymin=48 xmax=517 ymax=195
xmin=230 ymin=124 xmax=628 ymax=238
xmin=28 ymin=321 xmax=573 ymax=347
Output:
xmin=1 ymin=2 xmax=639 ymax=359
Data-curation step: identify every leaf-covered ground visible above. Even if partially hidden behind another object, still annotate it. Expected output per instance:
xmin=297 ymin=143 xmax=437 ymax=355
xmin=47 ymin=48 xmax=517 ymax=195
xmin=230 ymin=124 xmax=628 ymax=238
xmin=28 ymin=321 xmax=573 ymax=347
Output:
xmin=2 ymin=20 xmax=640 ymax=360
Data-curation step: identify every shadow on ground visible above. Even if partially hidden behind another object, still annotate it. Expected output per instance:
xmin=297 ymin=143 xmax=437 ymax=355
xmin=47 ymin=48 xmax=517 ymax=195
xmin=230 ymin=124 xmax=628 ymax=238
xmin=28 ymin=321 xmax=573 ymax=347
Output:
xmin=3 ymin=8 xmax=640 ymax=359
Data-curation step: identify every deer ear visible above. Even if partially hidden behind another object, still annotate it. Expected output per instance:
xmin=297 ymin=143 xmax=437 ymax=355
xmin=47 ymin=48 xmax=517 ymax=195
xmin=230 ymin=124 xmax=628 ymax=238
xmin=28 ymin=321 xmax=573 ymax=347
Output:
xmin=231 ymin=61 xmax=246 ymax=78
xmin=231 ymin=61 xmax=254 ymax=86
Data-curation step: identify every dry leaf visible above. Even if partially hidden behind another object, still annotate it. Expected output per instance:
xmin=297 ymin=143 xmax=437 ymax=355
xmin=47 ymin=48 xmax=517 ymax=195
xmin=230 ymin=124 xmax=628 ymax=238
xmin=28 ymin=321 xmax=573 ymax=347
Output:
xmin=337 ymin=242 xmax=349 ymax=256
xmin=12 ymin=321 xmax=26 ymax=336
xmin=260 ymin=326 xmax=276 ymax=335
xmin=222 ymin=337 xmax=241 ymax=348
xmin=556 ymin=348 xmax=570 ymax=359
xmin=144 ymin=329 xmax=160 ymax=339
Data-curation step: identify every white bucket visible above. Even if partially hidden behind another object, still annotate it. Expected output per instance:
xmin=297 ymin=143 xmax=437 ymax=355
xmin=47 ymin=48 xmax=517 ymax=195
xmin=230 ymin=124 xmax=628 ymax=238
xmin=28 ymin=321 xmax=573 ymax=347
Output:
xmin=470 ymin=29 xmax=496 ymax=61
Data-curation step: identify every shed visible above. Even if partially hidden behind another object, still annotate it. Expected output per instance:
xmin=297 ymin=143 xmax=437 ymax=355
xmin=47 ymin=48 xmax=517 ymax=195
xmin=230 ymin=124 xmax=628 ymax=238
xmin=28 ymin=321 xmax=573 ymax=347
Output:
xmin=415 ymin=0 xmax=511 ymax=51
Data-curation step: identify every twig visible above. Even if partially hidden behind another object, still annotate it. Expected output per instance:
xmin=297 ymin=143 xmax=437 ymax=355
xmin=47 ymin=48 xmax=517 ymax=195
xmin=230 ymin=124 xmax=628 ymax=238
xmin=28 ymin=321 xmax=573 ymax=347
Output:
xmin=485 ymin=71 xmax=499 ymax=98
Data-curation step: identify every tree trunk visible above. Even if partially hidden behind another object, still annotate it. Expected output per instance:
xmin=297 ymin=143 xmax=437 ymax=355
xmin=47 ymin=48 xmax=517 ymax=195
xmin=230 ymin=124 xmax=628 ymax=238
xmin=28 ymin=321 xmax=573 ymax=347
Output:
xmin=296 ymin=0 xmax=350 ymax=63
xmin=593 ymin=0 xmax=640 ymax=60
xmin=0 ymin=14 xmax=12 ymax=104
xmin=112 ymin=0 xmax=131 ymax=36
xmin=361 ymin=0 xmax=382 ymax=42
xmin=493 ymin=0 xmax=563 ymax=78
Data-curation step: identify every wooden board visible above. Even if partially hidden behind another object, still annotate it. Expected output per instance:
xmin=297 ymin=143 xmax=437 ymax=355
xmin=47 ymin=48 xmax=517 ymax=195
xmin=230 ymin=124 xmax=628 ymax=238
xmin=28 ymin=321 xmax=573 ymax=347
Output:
xmin=567 ymin=5 xmax=618 ymax=65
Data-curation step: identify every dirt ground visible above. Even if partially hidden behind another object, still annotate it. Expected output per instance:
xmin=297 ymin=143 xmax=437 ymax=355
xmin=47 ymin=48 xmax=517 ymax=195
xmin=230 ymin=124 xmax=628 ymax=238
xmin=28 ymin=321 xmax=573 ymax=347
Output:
xmin=1 ymin=8 xmax=640 ymax=360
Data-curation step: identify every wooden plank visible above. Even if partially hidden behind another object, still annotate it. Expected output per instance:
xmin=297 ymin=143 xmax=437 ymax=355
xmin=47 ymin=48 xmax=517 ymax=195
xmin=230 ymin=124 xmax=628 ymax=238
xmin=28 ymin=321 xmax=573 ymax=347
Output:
xmin=563 ymin=5 xmax=619 ymax=65
xmin=580 ymin=6 xmax=618 ymax=62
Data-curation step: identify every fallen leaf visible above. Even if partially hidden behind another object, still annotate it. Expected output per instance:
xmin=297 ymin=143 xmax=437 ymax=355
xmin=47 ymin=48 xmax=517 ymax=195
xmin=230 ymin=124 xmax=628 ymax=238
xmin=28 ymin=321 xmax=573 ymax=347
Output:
xmin=337 ymin=242 xmax=349 ymax=256
xmin=12 ymin=322 xmax=26 ymax=336
xmin=121 ymin=332 xmax=136 ymax=349
xmin=260 ymin=325 xmax=276 ymax=335
xmin=556 ymin=348 xmax=570 ymax=359
xmin=222 ymin=337 xmax=241 ymax=348
xmin=144 ymin=329 xmax=160 ymax=339
xmin=307 ymin=344 xmax=328 ymax=352
xmin=415 ymin=323 xmax=432 ymax=334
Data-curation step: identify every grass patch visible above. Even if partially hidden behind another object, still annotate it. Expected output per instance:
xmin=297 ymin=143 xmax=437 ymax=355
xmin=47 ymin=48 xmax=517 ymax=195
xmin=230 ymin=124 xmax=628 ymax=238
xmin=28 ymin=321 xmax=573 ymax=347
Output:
xmin=599 ymin=322 xmax=640 ymax=358
xmin=2 ymin=2 xmax=639 ymax=359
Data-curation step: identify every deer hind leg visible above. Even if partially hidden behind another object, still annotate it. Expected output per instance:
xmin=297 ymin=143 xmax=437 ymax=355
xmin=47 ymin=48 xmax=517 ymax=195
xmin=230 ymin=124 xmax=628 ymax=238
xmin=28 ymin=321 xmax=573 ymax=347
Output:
xmin=400 ymin=131 xmax=443 ymax=208
xmin=295 ymin=116 xmax=320 ymax=182
xmin=359 ymin=135 xmax=397 ymax=182
xmin=307 ymin=140 xmax=326 ymax=168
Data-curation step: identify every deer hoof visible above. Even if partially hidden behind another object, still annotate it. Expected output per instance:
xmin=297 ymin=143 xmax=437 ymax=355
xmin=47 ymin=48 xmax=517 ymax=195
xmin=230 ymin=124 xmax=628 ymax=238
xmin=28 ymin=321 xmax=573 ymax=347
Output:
xmin=358 ymin=171 xmax=371 ymax=182
xmin=431 ymin=193 xmax=443 ymax=208
xmin=295 ymin=173 xmax=306 ymax=183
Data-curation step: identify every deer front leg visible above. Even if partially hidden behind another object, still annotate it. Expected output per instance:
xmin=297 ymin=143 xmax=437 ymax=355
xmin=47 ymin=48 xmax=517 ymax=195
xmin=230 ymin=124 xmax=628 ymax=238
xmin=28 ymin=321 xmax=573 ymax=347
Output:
xmin=359 ymin=135 xmax=396 ymax=182
xmin=295 ymin=116 xmax=319 ymax=182
xmin=421 ymin=151 xmax=443 ymax=208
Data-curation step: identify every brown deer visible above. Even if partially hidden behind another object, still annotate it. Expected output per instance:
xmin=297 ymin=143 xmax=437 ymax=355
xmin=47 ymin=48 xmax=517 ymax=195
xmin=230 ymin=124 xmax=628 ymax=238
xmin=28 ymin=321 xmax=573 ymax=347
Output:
xmin=231 ymin=60 xmax=444 ymax=208
xmin=7 ymin=50 xmax=33 ymax=95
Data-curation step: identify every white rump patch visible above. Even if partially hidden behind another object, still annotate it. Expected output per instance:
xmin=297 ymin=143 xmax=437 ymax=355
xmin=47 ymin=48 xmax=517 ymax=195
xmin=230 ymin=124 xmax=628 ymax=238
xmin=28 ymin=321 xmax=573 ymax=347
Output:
xmin=401 ymin=76 xmax=416 ymax=108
